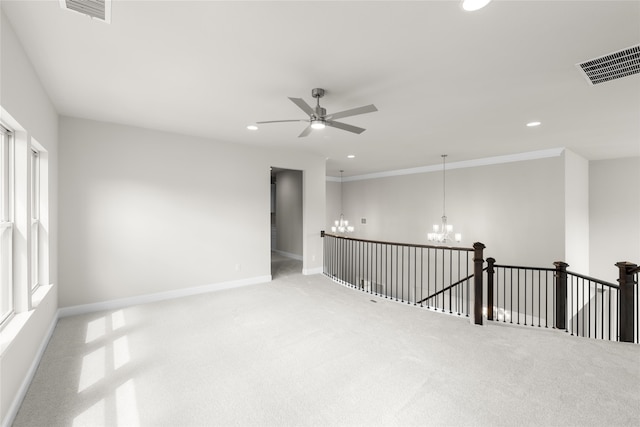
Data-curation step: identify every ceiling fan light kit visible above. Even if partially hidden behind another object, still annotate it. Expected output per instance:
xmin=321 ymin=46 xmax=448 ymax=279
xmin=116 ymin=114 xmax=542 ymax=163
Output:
xmin=256 ymin=88 xmax=378 ymax=137
xmin=311 ymin=119 xmax=326 ymax=130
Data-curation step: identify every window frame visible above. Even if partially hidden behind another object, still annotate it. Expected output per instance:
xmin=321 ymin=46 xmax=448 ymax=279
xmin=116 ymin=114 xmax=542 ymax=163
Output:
xmin=30 ymin=148 xmax=40 ymax=293
xmin=1 ymin=124 xmax=14 ymax=326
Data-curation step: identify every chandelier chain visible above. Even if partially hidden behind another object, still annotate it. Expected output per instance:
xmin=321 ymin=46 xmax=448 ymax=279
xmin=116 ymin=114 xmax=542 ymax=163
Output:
xmin=442 ymin=155 xmax=447 ymax=218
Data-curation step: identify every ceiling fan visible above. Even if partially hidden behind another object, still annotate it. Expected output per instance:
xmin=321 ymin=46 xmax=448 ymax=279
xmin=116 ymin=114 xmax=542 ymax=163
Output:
xmin=256 ymin=88 xmax=378 ymax=137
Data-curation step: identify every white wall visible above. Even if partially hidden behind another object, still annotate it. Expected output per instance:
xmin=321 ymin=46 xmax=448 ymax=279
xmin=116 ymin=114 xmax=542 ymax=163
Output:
xmin=330 ymin=155 xmax=566 ymax=267
xmin=59 ymin=117 xmax=325 ymax=308
xmin=0 ymin=10 xmax=59 ymax=426
xmin=275 ymin=169 xmax=302 ymax=257
xmin=325 ymin=179 xmax=341 ymax=232
xmin=590 ymin=157 xmax=640 ymax=283
xmin=564 ymin=150 xmax=590 ymax=274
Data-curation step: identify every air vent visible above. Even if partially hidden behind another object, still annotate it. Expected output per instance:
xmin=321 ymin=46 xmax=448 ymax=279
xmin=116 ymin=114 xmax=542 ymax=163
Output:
xmin=576 ymin=45 xmax=640 ymax=85
xmin=59 ymin=0 xmax=111 ymax=23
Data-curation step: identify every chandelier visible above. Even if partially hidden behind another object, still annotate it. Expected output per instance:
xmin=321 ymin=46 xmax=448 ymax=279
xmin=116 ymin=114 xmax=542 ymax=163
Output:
xmin=428 ymin=155 xmax=461 ymax=243
xmin=331 ymin=170 xmax=354 ymax=233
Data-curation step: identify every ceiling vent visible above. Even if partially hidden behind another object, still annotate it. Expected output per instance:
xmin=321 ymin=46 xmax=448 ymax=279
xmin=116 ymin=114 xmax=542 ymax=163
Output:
xmin=59 ymin=0 xmax=111 ymax=23
xmin=576 ymin=44 xmax=640 ymax=85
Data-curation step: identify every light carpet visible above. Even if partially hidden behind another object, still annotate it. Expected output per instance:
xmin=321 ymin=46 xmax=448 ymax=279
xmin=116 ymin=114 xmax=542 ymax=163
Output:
xmin=12 ymin=257 xmax=640 ymax=426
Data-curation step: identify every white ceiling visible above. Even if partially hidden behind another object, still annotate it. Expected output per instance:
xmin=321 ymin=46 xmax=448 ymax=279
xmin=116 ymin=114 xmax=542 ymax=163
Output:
xmin=2 ymin=0 xmax=639 ymax=176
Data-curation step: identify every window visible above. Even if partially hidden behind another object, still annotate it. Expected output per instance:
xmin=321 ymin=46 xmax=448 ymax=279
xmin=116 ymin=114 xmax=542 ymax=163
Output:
xmin=30 ymin=148 xmax=39 ymax=292
xmin=1 ymin=124 xmax=14 ymax=324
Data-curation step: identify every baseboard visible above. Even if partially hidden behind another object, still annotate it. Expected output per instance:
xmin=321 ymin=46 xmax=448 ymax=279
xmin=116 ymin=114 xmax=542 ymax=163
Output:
xmin=303 ymin=267 xmax=323 ymax=275
xmin=58 ymin=275 xmax=272 ymax=318
xmin=2 ymin=312 xmax=58 ymax=427
xmin=273 ymin=249 xmax=303 ymax=261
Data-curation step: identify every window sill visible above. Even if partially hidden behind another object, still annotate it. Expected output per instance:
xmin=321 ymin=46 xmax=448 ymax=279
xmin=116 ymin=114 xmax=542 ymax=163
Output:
xmin=32 ymin=284 xmax=53 ymax=308
xmin=0 ymin=284 xmax=54 ymax=355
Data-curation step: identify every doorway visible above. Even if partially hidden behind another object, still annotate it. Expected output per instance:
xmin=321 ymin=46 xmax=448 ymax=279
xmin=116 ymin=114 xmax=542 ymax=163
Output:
xmin=271 ymin=168 xmax=303 ymax=278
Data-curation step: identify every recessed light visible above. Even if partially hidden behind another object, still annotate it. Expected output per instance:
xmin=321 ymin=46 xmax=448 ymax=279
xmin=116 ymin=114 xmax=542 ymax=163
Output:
xmin=462 ymin=0 xmax=492 ymax=12
xmin=526 ymin=121 xmax=541 ymax=127
xmin=347 ymin=155 xmax=355 ymax=159
xmin=247 ymin=125 xmax=258 ymax=130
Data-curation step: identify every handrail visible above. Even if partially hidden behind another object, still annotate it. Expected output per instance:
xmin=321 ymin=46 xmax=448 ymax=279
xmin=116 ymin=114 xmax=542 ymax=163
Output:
xmin=416 ymin=270 xmax=481 ymax=305
xmin=566 ymin=270 xmax=617 ymax=288
xmin=492 ymin=263 xmax=621 ymax=288
xmin=493 ymin=263 xmax=555 ymax=272
xmin=322 ymin=232 xmax=474 ymax=252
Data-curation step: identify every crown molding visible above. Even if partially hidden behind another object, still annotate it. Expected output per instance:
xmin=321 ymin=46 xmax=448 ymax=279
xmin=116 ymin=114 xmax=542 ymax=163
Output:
xmin=326 ymin=148 xmax=565 ymax=182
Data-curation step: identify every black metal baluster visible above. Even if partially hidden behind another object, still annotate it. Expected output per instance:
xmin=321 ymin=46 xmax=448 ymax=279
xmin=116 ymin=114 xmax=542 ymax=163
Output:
xmin=523 ymin=269 xmax=527 ymax=326
xmin=581 ymin=277 xmax=585 ymax=337
xmin=607 ymin=285 xmax=611 ymax=340
xmin=574 ymin=276 xmax=578 ymax=336
xmin=428 ymin=249 xmax=432 ymax=309
xmin=544 ymin=271 xmax=548 ymax=328
xmin=467 ymin=251 xmax=470 ymax=317
xmin=441 ymin=249 xmax=445 ymax=312
xmin=329 ymin=236 xmax=333 ymax=278
xmin=588 ymin=279 xmax=591 ymax=338
xmin=334 ymin=236 xmax=337 ymax=280
xmin=420 ymin=248 xmax=424 ymax=307
xmin=537 ymin=270 xmax=541 ymax=327
xmin=510 ymin=268 xmax=514 ymax=324
xmin=401 ymin=246 xmax=405 ymax=303
xmin=391 ymin=245 xmax=398 ymax=301
xmin=497 ymin=266 xmax=501 ymax=322
xmin=384 ymin=244 xmax=388 ymax=299
xmin=595 ymin=282 xmax=599 ymax=339
xmin=531 ymin=270 xmax=534 ymax=326
xmin=515 ymin=268 xmax=519 ymax=324
xmin=368 ymin=241 xmax=372 ymax=293
xmin=552 ymin=269 xmax=556 ymax=329
xmin=413 ymin=247 xmax=422 ymax=305
xmin=365 ymin=241 xmax=369 ymax=293
xmin=334 ymin=236 xmax=338 ymax=281
xmin=374 ymin=243 xmax=378 ymax=296
xmin=615 ymin=286 xmax=618 ymax=341
xmin=455 ymin=251 xmax=460 ymax=315
xmin=570 ymin=275 xmax=574 ymax=336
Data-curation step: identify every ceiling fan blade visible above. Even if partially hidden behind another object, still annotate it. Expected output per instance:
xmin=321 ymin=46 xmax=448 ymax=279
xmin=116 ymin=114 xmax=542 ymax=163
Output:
xmin=328 ymin=104 xmax=378 ymax=120
xmin=326 ymin=120 xmax=366 ymax=134
xmin=298 ymin=125 xmax=313 ymax=138
xmin=288 ymin=97 xmax=315 ymax=116
xmin=256 ymin=119 xmax=307 ymax=124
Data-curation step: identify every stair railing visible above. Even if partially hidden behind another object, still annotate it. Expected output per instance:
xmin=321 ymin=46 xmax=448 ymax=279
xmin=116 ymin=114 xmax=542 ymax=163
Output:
xmin=321 ymin=232 xmax=483 ymax=321
xmin=486 ymin=259 xmax=639 ymax=343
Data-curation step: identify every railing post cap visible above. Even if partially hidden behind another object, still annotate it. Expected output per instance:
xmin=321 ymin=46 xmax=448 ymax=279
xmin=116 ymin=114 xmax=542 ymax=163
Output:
xmin=487 ymin=257 xmax=496 ymax=263
xmin=615 ymin=261 xmax=638 ymax=269
xmin=553 ymin=261 xmax=569 ymax=269
xmin=473 ymin=242 xmax=485 ymax=250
